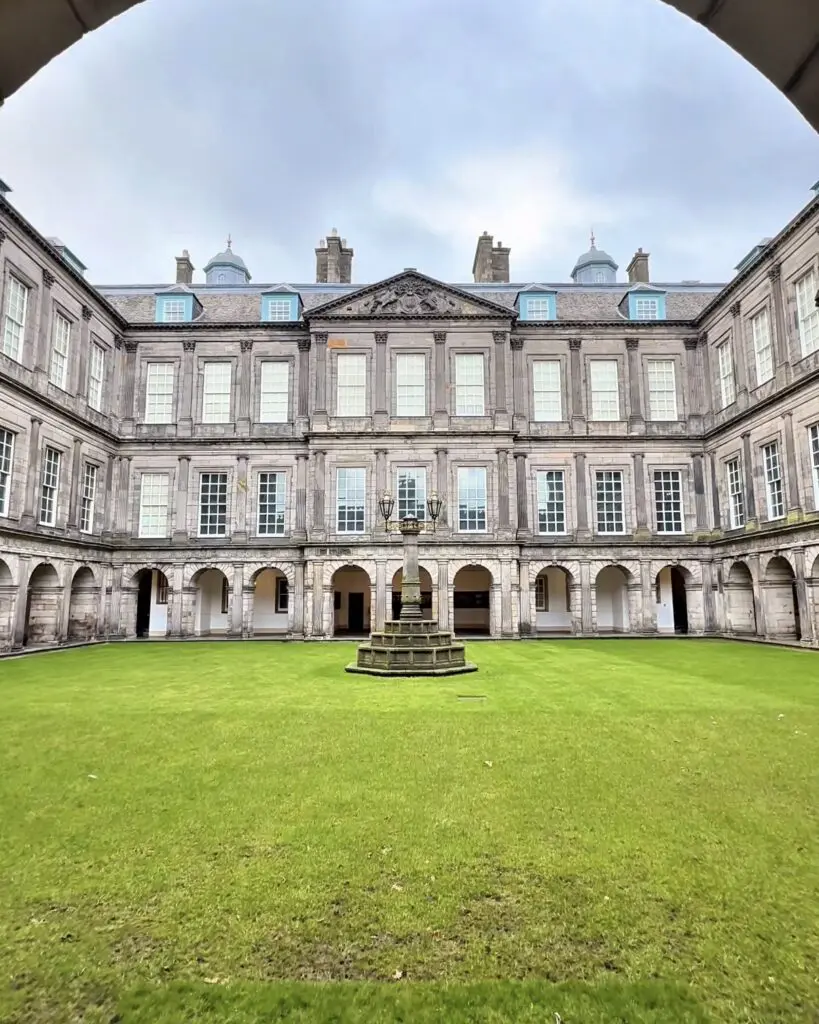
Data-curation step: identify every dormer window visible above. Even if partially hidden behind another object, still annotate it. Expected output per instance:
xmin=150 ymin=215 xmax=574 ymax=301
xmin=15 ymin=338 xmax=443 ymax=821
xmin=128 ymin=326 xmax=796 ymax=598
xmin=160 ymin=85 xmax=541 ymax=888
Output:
xmin=626 ymin=289 xmax=667 ymax=321
xmin=162 ymin=299 xmax=187 ymax=322
xmin=155 ymin=291 xmax=197 ymax=323
xmin=518 ymin=291 xmax=557 ymax=322
xmin=261 ymin=292 xmax=300 ymax=322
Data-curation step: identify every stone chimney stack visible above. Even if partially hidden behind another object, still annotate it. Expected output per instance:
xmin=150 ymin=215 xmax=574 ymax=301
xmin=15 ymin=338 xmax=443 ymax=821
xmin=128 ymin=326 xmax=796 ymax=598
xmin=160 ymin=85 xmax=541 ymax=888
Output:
xmin=473 ymin=231 xmax=511 ymax=283
xmin=176 ymin=250 xmax=194 ymax=286
xmin=315 ymin=229 xmax=354 ymax=283
xmin=627 ymin=248 xmax=650 ymax=284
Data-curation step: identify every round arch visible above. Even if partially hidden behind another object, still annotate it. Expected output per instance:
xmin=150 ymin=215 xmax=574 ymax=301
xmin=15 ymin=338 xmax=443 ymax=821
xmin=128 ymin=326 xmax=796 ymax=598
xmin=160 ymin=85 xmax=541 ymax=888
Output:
xmin=24 ymin=562 xmax=62 ymax=647
xmin=330 ymin=564 xmax=373 ymax=636
xmin=2 ymin=3 xmax=818 ymax=134
xmin=594 ymin=564 xmax=634 ymax=633
xmin=67 ymin=566 xmax=99 ymax=640
xmin=725 ymin=560 xmax=757 ymax=635
xmin=452 ymin=564 xmax=494 ymax=637
xmin=532 ymin=564 xmax=574 ymax=634
xmin=761 ymin=554 xmax=800 ymax=640
xmin=0 ymin=557 xmax=15 ymax=650
xmin=653 ymin=563 xmax=695 ymax=635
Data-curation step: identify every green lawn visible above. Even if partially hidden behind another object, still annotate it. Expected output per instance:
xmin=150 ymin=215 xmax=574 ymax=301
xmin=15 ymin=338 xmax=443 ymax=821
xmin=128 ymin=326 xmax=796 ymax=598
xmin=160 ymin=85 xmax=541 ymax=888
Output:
xmin=1 ymin=640 xmax=818 ymax=1023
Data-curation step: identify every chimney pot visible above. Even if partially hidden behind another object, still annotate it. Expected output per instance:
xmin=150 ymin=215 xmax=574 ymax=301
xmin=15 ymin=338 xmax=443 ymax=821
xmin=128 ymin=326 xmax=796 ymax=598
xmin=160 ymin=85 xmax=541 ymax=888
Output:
xmin=627 ymin=249 xmax=650 ymax=284
xmin=175 ymin=250 xmax=195 ymax=286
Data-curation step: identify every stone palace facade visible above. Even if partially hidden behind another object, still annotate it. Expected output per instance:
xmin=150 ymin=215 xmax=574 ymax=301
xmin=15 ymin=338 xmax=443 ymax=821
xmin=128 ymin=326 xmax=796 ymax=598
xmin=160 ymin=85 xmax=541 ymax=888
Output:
xmin=2 ymin=180 xmax=819 ymax=650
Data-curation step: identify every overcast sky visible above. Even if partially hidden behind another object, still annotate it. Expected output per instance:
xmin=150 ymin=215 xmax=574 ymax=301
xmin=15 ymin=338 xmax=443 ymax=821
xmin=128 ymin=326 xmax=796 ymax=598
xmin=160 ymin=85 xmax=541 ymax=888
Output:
xmin=1 ymin=0 xmax=817 ymax=287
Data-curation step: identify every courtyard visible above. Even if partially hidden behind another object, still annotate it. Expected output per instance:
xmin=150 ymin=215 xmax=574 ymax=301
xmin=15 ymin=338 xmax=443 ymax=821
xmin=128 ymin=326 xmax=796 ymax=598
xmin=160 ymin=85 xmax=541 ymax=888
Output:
xmin=1 ymin=640 xmax=817 ymax=1023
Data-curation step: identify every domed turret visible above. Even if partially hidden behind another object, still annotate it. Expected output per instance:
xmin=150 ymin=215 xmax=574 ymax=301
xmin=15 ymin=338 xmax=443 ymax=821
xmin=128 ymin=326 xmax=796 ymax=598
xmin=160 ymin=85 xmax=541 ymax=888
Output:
xmin=571 ymin=232 xmax=618 ymax=284
xmin=204 ymin=236 xmax=251 ymax=285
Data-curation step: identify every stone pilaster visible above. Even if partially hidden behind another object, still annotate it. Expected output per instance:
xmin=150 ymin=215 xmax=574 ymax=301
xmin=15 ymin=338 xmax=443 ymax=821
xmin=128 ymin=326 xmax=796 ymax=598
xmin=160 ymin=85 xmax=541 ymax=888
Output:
xmin=374 ymin=332 xmax=388 ymax=427
xmin=708 ymin=451 xmax=721 ymax=535
xmin=104 ymin=456 xmax=118 ymax=536
xmin=741 ymin=431 xmax=758 ymax=528
xmin=639 ymin=561 xmax=654 ymax=632
xmin=313 ymin=450 xmax=326 ymax=539
xmin=375 ymin=560 xmax=387 ymax=630
xmin=230 ymin=564 xmax=244 ymax=636
xmin=730 ymin=301 xmax=749 ymax=409
xmin=580 ymin=560 xmax=593 ymax=633
xmin=518 ymin=557 xmax=531 ymax=635
xmin=173 ymin=455 xmax=190 ymax=542
xmin=313 ymin=332 xmax=328 ymax=426
xmin=237 ymin=339 xmax=253 ymax=432
xmin=375 ymin=448 xmax=388 ymax=501
xmin=21 ymin=416 xmax=42 ymax=526
xmin=569 ymin=338 xmax=585 ymax=433
xmin=511 ymin=335 xmax=526 ymax=430
xmin=625 ymin=338 xmax=643 ymax=429
xmin=177 ymin=340 xmax=196 ymax=436
xmin=297 ymin=338 xmax=310 ymax=429
xmin=767 ymin=262 xmax=792 ymax=387
xmin=493 ymin=330 xmax=508 ymax=427
xmin=435 ymin=448 xmax=448 ymax=527
xmin=684 ymin=336 xmax=703 ymax=433
xmin=497 ymin=448 xmax=510 ymax=531
xmin=437 ymin=560 xmax=449 ymax=630
xmin=292 ymin=563 xmax=305 ymax=636
xmin=514 ymin=452 xmax=529 ymax=537
xmin=782 ymin=410 xmax=802 ymax=519
xmin=234 ymin=454 xmax=249 ymax=541
xmin=500 ymin=560 xmax=514 ymax=636
xmin=633 ymin=452 xmax=649 ymax=536
xmin=67 ymin=437 xmax=82 ymax=530
xmin=34 ymin=270 xmax=54 ymax=381
xmin=691 ymin=453 xmax=708 ymax=537
xmin=311 ymin=562 xmax=324 ymax=635
xmin=115 ymin=456 xmax=132 ymax=537
xmin=701 ymin=560 xmax=717 ymax=633
xmin=77 ymin=306 xmax=92 ymax=401
xmin=294 ymin=454 xmax=308 ymax=538
xmin=433 ymin=332 xmax=447 ymax=426
xmin=121 ymin=340 xmax=139 ymax=435
xmin=10 ymin=556 xmax=30 ymax=648
xmin=792 ymin=548 xmax=814 ymax=644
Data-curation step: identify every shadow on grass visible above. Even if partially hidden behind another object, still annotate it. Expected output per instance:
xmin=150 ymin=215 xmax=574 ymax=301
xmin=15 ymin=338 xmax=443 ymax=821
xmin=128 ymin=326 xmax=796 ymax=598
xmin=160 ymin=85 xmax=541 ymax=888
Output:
xmin=119 ymin=979 xmax=711 ymax=1023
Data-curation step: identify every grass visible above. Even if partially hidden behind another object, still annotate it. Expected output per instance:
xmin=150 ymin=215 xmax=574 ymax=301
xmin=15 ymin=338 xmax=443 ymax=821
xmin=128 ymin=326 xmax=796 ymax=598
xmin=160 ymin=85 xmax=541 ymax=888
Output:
xmin=1 ymin=640 xmax=818 ymax=1023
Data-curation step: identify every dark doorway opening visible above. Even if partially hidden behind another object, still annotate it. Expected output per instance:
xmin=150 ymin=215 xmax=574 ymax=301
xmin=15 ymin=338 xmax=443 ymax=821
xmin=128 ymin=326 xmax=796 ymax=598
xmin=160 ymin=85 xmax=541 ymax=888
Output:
xmin=348 ymin=592 xmax=365 ymax=634
xmin=792 ymin=581 xmax=802 ymax=641
xmin=670 ymin=567 xmax=689 ymax=634
xmin=136 ymin=571 xmax=152 ymax=638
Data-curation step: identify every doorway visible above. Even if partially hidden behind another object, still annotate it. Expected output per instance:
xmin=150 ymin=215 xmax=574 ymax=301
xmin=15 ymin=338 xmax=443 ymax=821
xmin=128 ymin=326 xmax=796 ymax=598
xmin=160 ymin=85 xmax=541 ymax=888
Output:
xmin=670 ymin=567 xmax=689 ymax=634
xmin=348 ymin=592 xmax=365 ymax=633
xmin=136 ymin=571 xmax=152 ymax=637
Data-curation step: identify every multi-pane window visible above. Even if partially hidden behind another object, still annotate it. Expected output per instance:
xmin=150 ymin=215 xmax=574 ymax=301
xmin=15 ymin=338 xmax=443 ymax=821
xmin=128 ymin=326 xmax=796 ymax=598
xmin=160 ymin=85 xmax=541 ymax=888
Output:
xmin=536 ymin=470 xmax=566 ymax=534
xmin=138 ymin=473 xmax=170 ymax=538
xmin=221 ymin=576 xmax=229 ymax=615
xmin=0 ymin=428 xmax=14 ymax=517
xmin=751 ymin=309 xmax=774 ymax=385
xmin=265 ymin=299 xmax=292 ymax=321
xmin=634 ymin=297 xmax=660 ymax=320
xmin=455 ymin=354 xmax=485 ymax=416
xmin=88 ymin=342 xmax=105 ymax=411
xmin=160 ymin=298 xmax=187 ymax=323
xmin=199 ymin=472 xmax=228 ymax=536
xmin=156 ymin=574 xmax=169 ymax=605
xmin=532 ymin=361 xmax=562 ymax=421
xmin=50 ymin=313 xmax=71 ymax=389
xmin=726 ymin=458 xmax=744 ymax=530
xmin=457 ymin=466 xmax=487 ymax=532
xmin=535 ymin=575 xmax=548 ymax=611
xmin=595 ymin=470 xmax=625 ymax=533
xmin=145 ymin=363 xmax=175 ymax=423
xmin=257 ymin=471 xmax=286 ymax=535
xmin=336 ymin=467 xmax=366 ymax=533
xmin=795 ymin=270 xmax=819 ymax=357
xmin=395 ymin=354 xmax=426 ymax=416
xmin=810 ymin=424 xmax=819 ymax=509
xmin=39 ymin=446 xmax=61 ymax=526
xmin=717 ymin=342 xmax=735 ymax=408
xmin=336 ymin=354 xmax=366 ymax=416
xmin=202 ymin=362 xmax=231 ymax=423
xmin=275 ymin=577 xmax=289 ymax=612
xmin=646 ymin=360 xmax=677 ymax=421
xmin=79 ymin=462 xmax=97 ymax=534
xmin=654 ymin=470 xmax=683 ymax=533
xmin=397 ymin=468 xmax=426 ymax=520
xmin=762 ymin=441 xmax=784 ymax=520
xmin=259 ymin=361 xmax=289 ymax=423
xmin=2 ymin=276 xmax=29 ymax=361
xmin=526 ymin=297 xmax=552 ymax=320
xmin=589 ymin=360 xmax=619 ymax=420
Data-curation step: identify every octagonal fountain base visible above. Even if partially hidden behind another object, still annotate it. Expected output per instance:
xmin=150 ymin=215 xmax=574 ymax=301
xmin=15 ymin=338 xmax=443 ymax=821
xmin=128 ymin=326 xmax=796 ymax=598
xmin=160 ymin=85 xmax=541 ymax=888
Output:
xmin=346 ymin=618 xmax=477 ymax=677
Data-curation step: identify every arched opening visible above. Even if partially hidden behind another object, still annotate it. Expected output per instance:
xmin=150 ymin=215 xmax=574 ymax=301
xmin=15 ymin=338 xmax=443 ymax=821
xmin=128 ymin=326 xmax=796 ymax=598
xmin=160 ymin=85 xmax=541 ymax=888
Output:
xmin=655 ymin=565 xmax=691 ymax=634
xmin=595 ymin=565 xmax=631 ymax=632
xmin=0 ymin=558 xmax=14 ymax=648
xmin=764 ymin=556 xmax=800 ymax=640
xmin=24 ymin=562 xmax=61 ymax=646
xmin=391 ymin=567 xmax=433 ymax=621
xmin=453 ymin=565 xmax=492 ymax=636
xmin=252 ymin=567 xmax=289 ymax=634
xmin=725 ymin=561 xmax=757 ymax=634
xmin=534 ymin=566 xmax=572 ymax=633
xmin=67 ymin=567 xmax=98 ymax=640
xmin=133 ymin=568 xmax=169 ymax=638
xmin=332 ymin=565 xmax=371 ymax=636
xmin=192 ymin=567 xmax=230 ymax=636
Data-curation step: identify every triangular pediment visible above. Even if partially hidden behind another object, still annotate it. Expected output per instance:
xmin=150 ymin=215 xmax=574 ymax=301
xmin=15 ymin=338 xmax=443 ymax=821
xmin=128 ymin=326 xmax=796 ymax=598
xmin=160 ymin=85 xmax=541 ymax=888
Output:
xmin=304 ymin=271 xmax=514 ymax=320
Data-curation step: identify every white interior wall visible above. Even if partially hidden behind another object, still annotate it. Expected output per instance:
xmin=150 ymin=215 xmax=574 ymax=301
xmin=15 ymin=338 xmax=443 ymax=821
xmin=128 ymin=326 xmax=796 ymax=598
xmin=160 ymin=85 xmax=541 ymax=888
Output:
xmin=196 ymin=570 xmax=229 ymax=635
xmin=148 ymin=570 xmax=168 ymax=636
xmin=655 ymin=567 xmax=675 ymax=633
xmin=254 ymin=569 xmax=288 ymax=632
xmin=535 ymin=568 xmax=571 ymax=630
xmin=596 ymin=568 xmax=628 ymax=631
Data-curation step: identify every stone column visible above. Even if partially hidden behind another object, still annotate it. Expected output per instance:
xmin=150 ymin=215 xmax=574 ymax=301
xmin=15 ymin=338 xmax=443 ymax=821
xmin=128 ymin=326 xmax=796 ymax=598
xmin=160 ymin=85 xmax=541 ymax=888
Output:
xmin=497 ymin=448 xmax=510 ymax=530
xmin=312 ymin=450 xmax=326 ymax=539
xmin=295 ymin=454 xmax=308 ymax=538
xmin=500 ymin=560 xmax=514 ymax=636
xmin=67 ymin=437 xmax=83 ymax=529
xmin=782 ymin=411 xmax=801 ymax=517
xmin=174 ymin=455 xmax=190 ymax=542
xmin=375 ymin=560 xmax=388 ymax=628
xmin=437 ymin=560 xmax=449 ymax=630
xmin=322 ymin=583 xmax=334 ymax=637
xmin=767 ymin=263 xmax=791 ymax=387
xmin=730 ymin=301 xmax=749 ymax=409
xmin=297 ymin=338 xmax=310 ymax=426
xmin=313 ymin=332 xmax=328 ymax=423
xmin=493 ymin=331 xmax=508 ymax=424
xmin=311 ymin=562 xmax=324 ymax=635
xmin=792 ymin=548 xmax=814 ymax=644
xmin=77 ymin=306 xmax=92 ymax=401
xmin=748 ymin=554 xmax=766 ymax=638
xmin=640 ymin=561 xmax=654 ymax=632
xmin=10 ymin=556 xmax=30 ymax=648
xmin=293 ymin=563 xmax=305 ymax=636
xmin=708 ymin=451 xmax=721 ymax=533
xmin=234 ymin=454 xmax=249 ymax=541
xmin=569 ymin=581 xmax=583 ymax=635
xmin=741 ymin=431 xmax=757 ymax=526
xmin=699 ymin=331 xmax=714 ymax=427
xmin=230 ymin=564 xmax=244 ymax=635
xmin=569 ymin=338 xmax=585 ymax=433
xmin=684 ymin=336 xmax=703 ymax=432
xmin=514 ymin=452 xmax=529 ymax=537
xmin=374 ymin=332 xmax=388 ymax=425
xmin=633 ymin=453 xmax=648 ymax=535
xmin=433 ymin=332 xmax=447 ymax=425
xmin=242 ymin=584 xmax=255 ymax=638
xmin=626 ymin=338 xmax=643 ymax=428
xmin=701 ymin=560 xmax=717 ymax=632
xmin=575 ymin=452 xmax=589 ymax=538
xmin=96 ymin=565 xmax=109 ymax=639
xmin=435 ymin=448 xmax=448 ymax=527
xmin=375 ymin=448 xmax=388 ymax=500
xmin=103 ymin=456 xmax=118 ymax=536
xmin=121 ymin=340 xmax=139 ymax=434
xmin=22 ymin=416 xmax=42 ymax=525
xmin=169 ymin=566 xmax=184 ymax=636
xmin=580 ymin=560 xmax=593 ymax=633
xmin=237 ymin=339 xmax=253 ymax=432
xmin=178 ymin=340 xmax=196 ymax=435
xmin=35 ymin=270 xmax=55 ymax=378
xmin=628 ymin=581 xmax=643 ymax=634
xmin=109 ymin=566 xmax=123 ymax=638
xmin=692 ymin=453 xmax=708 ymax=536
xmin=519 ymin=557 xmax=531 ymax=635
xmin=511 ymin=335 xmax=526 ymax=429
xmin=116 ymin=456 xmax=132 ymax=536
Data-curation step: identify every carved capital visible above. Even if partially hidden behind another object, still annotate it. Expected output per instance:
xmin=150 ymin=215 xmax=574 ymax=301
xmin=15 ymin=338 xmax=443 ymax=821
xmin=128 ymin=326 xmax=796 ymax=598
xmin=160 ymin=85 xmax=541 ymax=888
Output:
xmin=124 ymin=340 xmax=138 ymax=354
xmin=730 ymin=300 xmax=741 ymax=318
xmin=433 ymin=331 xmax=447 ymax=345
xmin=42 ymin=269 xmax=56 ymax=290
xmin=240 ymin=339 xmax=253 ymax=352
xmin=698 ymin=331 xmax=709 ymax=347
xmin=568 ymin=338 xmax=582 ymax=351
xmin=374 ymin=332 xmax=388 ymax=345
xmin=513 ymin=451 xmax=527 ymax=462
xmin=313 ymin=332 xmax=328 ymax=346
xmin=683 ymin=335 xmax=699 ymax=351
xmin=114 ymin=335 xmax=124 ymax=350
xmin=625 ymin=337 xmax=639 ymax=351
xmin=767 ymin=262 xmax=782 ymax=283
xmin=496 ymin=447 xmax=509 ymax=457
xmin=510 ymin=335 xmax=525 ymax=351
xmin=81 ymin=305 xmax=93 ymax=322
xmin=0 ymin=229 xmax=6 ymax=246
xmin=492 ymin=331 xmax=507 ymax=344
xmin=182 ymin=340 xmax=196 ymax=353
xmin=297 ymin=337 xmax=311 ymax=352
